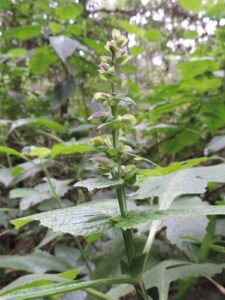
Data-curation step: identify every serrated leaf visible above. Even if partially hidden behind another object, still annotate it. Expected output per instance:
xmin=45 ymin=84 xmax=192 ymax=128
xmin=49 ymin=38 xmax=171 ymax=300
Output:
xmin=51 ymin=142 xmax=91 ymax=157
xmin=178 ymin=0 xmax=203 ymax=13
xmin=131 ymin=164 xmax=225 ymax=204
xmin=116 ymin=205 xmax=225 ymax=230
xmin=11 ymin=199 xmax=120 ymax=236
xmin=74 ymin=178 xmax=123 ymax=192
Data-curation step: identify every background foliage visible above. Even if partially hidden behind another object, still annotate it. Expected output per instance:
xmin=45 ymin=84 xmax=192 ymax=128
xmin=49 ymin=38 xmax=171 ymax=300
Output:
xmin=1 ymin=0 xmax=225 ymax=299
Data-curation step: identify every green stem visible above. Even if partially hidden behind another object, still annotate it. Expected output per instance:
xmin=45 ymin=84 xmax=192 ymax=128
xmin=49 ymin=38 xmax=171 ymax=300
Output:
xmin=84 ymin=288 xmax=116 ymax=300
xmin=110 ymin=104 xmax=147 ymax=300
xmin=75 ymin=236 xmax=93 ymax=275
xmin=41 ymin=160 xmax=63 ymax=208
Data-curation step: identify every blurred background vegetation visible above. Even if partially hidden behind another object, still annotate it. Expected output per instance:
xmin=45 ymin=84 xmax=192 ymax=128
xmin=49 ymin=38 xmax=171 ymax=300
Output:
xmin=1 ymin=0 xmax=225 ymax=299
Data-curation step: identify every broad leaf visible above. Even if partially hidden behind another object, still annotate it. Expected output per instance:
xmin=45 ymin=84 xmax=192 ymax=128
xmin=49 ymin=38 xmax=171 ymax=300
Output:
xmin=204 ymin=135 xmax=225 ymax=155
xmin=131 ymin=164 xmax=225 ymax=205
xmin=162 ymin=197 xmax=209 ymax=256
xmin=108 ymin=260 xmax=225 ymax=299
xmin=0 ymin=159 xmax=51 ymax=187
xmin=11 ymin=199 xmax=120 ymax=236
xmin=51 ymin=79 xmax=76 ymax=110
xmin=145 ymin=29 xmax=161 ymax=41
xmin=55 ymin=4 xmax=83 ymax=21
xmin=4 ymin=25 xmax=42 ymax=40
xmin=50 ymin=35 xmax=88 ymax=62
xmin=132 ymin=164 xmax=225 ymax=251
xmin=10 ymin=188 xmax=48 ymax=199
xmin=0 ymin=253 xmax=71 ymax=274
xmin=178 ymin=0 xmax=203 ymax=13
xmin=116 ymin=205 xmax=225 ymax=230
xmin=74 ymin=178 xmax=123 ymax=192
xmin=51 ymin=142 xmax=91 ymax=157
xmin=177 ymin=60 xmax=219 ymax=79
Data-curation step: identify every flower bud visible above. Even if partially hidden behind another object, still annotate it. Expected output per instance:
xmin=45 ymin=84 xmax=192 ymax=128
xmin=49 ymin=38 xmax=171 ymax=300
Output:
xmin=99 ymin=63 xmax=110 ymax=71
xmin=92 ymin=92 xmax=111 ymax=103
xmin=118 ymin=73 xmax=126 ymax=81
xmin=88 ymin=111 xmax=110 ymax=121
xmin=121 ymin=114 xmax=137 ymax=126
xmin=105 ymin=41 xmax=117 ymax=56
xmin=100 ymin=56 xmax=112 ymax=63
xmin=112 ymin=29 xmax=128 ymax=47
xmin=90 ymin=156 xmax=113 ymax=168
xmin=90 ymin=136 xmax=106 ymax=147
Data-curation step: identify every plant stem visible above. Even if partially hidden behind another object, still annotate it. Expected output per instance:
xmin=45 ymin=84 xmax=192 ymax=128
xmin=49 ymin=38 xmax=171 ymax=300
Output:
xmin=41 ymin=160 xmax=63 ymax=208
xmin=84 ymin=288 xmax=116 ymax=300
xmin=75 ymin=236 xmax=93 ymax=275
xmin=110 ymin=102 xmax=148 ymax=300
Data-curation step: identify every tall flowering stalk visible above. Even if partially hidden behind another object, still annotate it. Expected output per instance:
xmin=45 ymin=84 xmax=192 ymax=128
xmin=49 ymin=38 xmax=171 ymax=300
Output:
xmin=90 ymin=29 xmax=148 ymax=300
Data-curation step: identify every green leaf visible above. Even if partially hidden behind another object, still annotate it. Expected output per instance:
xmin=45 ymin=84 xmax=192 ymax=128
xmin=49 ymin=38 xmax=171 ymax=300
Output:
xmin=178 ymin=0 xmax=203 ymax=13
xmin=0 ymin=278 xmax=129 ymax=300
xmin=184 ymin=30 xmax=198 ymax=39
xmin=34 ymin=119 xmax=66 ymax=133
xmin=0 ymin=0 xmax=11 ymax=9
xmin=0 ymin=146 xmax=25 ymax=159
xmin=117 ymin=20 xmax=145 ymax=37
xmin=50 ymin=22 xmax=62 ymax=34
xmin=0 ymin=253 xmax=71 ymax=274
xmin=114 ymin=55 xmax=132 ymax=66
xmin=145 ymin=29 xmax=161 ymax=41
xmin=130 ymin=46 xmax=144 ymax=56
xmin=51 ymin=79 xmax=76 ymax=110
xmin=161 ymin=197 xmax=209 ymax=256
xmin=177 ymin=60 xmax=220 ymax=79
xmin=4 ymin=25 xmax=42 ymax=40
xmin=138 ymin=157 xmax=209 ymax=179
xmin=11 ymin=199 xmax=119 ymax=236
xmin=29 ymin=147 xmax=51 ymax=158
xmin=55 ymin=4 xmax=83 ymax=21
xmin=10 ymin=188 xmax=47 ymax=199
xmin=50 ymin=35 xmax=88 ymax=62
xmin=131 ymin=164 xmax=225 ymax=204
xmin=51 ymin=142 xmax=91 ymax=157
xmin=29 ymin=46 xmax=58 ymax=75
xmin=0 ymin=159 xmax=50 ymax=187
xmin=74 ymin=178 xmax=123 ymax=192
xmin=116 ymin=205 xmax=225 ymax=230
xmin=108 ymin=260 xmax=225 ymax=299
xmin=0 ymin=271 xmax=80 ymax=296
